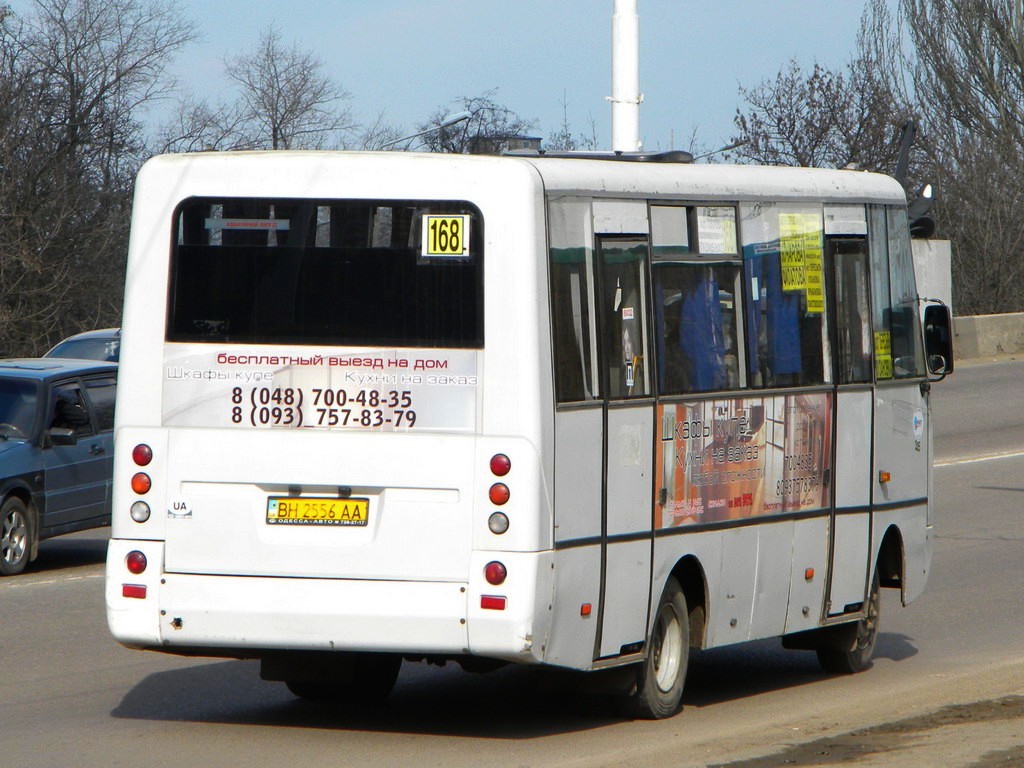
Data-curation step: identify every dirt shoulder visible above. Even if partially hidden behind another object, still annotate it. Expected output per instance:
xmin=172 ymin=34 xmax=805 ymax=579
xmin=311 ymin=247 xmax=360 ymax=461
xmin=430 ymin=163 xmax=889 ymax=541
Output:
xmin=710 ymin=695 xmax=1024 ymax=768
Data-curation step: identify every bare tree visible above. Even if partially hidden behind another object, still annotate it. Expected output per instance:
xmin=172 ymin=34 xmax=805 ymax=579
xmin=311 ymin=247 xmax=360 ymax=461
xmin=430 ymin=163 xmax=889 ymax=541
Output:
xmin=223 ymin=27 xmax=354 ymax=150
xmin=418 ymin=90 xmax=536 ymax=154
xmin=0 ymin=0 xmax=195 ymax=355
xmin=356 ymin=111 xmax=406 ymax=151
xmin=893 ymin=0 xmax=1024 ymax=314
xmin=546 ymin=92 xmax=603 ymax=152
xmin=731 ymin=57 xmax=908 ymax=172
xmin=155 ymin=93 xmax=247 ymax=153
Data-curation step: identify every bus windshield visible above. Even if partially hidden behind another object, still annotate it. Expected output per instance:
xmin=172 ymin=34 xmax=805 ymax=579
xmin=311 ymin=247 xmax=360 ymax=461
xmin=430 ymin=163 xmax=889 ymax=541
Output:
xmin=168 ymin=198 xmax=484 ymax=349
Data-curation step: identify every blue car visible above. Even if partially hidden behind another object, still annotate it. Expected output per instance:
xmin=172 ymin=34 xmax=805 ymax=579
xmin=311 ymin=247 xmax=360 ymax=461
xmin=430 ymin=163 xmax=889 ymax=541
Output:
xmin=0 ymin=359 xmax=117 ymax=575
xmin=44 ymin=328 xmax=121 ymax=362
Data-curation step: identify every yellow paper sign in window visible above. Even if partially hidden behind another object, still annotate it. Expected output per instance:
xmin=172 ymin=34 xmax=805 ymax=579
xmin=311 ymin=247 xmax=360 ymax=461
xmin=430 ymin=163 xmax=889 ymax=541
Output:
xmin=780 ymin=213 xmax=822 ymax=303
xmin=874 ymin=331 xmax=893 ymax=379
xmin=422 ymin=215 xmax=470 ymax=257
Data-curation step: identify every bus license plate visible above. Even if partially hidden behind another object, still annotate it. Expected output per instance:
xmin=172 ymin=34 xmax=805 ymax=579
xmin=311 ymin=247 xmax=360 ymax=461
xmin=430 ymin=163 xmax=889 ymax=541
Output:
xmin=266 ymin=497 xmax=369 ymax=527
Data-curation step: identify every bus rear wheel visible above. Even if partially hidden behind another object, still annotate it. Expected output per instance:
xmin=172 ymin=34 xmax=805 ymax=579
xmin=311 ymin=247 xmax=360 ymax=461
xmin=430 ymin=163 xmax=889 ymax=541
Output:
xmin=284 ymin=653 xmax=402 ymax=704
xmin=616 ymin=576 xmax=689 ymax=719
xmin=816 ymin=571 xmax=881 ymax=674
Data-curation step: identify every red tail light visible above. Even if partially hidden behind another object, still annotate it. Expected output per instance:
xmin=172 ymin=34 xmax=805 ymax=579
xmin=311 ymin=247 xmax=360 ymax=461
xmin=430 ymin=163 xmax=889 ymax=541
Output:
xmin=489 ymin=453 xmax=511 ymax=476
xmin=484 ymin=561 xmax=507 ymax=585
xmin=126 ymin=550 xmax=147 ymax=575
xmin=132 ymin=443 xmax=153 ymax=466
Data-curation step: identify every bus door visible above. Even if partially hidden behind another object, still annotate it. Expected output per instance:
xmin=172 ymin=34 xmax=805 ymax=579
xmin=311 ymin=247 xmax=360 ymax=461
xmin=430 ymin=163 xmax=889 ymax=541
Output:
xmin=594 ymin=232 xmax=654 ymax=659
xmin=824 ymin=232 xmax=874 ymax=616
xmin=868 ymin=207 xmax=930 ymax=600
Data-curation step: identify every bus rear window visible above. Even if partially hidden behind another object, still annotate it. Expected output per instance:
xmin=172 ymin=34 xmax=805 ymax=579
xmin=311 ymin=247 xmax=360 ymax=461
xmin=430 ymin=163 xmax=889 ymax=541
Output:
xmin=167 ymin=198 xmax=483 ymax=348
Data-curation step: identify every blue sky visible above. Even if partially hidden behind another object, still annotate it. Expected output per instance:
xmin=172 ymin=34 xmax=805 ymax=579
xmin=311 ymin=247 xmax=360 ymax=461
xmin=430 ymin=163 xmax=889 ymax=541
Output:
xmin=14 ymin=1 xmax=875 ymax=152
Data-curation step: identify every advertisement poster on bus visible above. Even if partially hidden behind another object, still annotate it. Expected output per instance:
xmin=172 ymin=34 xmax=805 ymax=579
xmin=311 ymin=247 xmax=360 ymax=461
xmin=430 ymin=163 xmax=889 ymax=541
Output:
xmin=655 ymin=393 xmax=832 ymax=528
xmin=161 ymin=346 xmax=479 ymax=433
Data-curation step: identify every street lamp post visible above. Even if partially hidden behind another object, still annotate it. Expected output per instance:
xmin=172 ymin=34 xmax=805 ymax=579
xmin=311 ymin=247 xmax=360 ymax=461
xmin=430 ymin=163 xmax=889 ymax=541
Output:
xmin=380 ymin=111 xmax=472 ymax=151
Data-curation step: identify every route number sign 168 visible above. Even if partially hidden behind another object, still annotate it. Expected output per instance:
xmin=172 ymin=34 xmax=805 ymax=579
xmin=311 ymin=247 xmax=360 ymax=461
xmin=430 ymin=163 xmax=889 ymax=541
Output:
xmin=422 ymin=215 xmax=470 ymax=257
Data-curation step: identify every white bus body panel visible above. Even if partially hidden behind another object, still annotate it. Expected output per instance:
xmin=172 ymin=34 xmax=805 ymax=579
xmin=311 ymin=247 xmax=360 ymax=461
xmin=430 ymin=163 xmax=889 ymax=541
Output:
xmin=552 ymin=410 xmax=603 ymax=544
xmin=873 ymin=382 xmax=932 ymax=604
xmin=600 ymin=406 xmax=653 ymax=656
xmin=830 ymin=389 xmax=873 ymax=613
xmin=785 ymin=517 xmax=830 ymax=633
xmin=546 ymin=546 xmax=602 ymax=667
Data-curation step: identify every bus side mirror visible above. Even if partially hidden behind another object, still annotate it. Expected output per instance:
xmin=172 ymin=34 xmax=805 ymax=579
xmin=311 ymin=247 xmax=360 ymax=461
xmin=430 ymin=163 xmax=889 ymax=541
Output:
xmin=923 ymin=304 xmax=954 ymax=377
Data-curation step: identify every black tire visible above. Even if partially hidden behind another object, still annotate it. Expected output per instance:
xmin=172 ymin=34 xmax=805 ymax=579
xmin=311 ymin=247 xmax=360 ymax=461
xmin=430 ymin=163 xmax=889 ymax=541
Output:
xmin=0 ymin=496 xmax=31 ymax=576
xmin=286 ymin=653 xmax=401 ymax=704
xmin=817 ymin=571 xmax=881 ymax=674
xmin=616 ymin=576 xmax=690 ymax=719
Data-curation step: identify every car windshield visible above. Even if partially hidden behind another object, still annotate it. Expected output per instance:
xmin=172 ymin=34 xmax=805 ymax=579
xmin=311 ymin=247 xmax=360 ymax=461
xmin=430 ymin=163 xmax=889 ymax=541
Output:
xmin=47 ymin=337 xmax=119 ymax=362
xmin=0 ymin=379 xmax=38 ymax=439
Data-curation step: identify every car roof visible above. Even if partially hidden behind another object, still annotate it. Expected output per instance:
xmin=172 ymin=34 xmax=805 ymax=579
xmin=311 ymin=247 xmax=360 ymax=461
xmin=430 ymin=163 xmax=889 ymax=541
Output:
xmin=51 ymin=327 xmax=120 ymax=342
xmin=0 ymin=358 xmax=118 ymax=381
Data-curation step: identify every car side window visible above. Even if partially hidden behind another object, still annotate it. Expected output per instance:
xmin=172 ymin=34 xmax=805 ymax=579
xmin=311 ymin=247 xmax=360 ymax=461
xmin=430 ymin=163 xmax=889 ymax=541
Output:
xmin=83 ymin=376 xmax=116 ymax=432
xmin=50 ymin=383 xmax=94 ymax=438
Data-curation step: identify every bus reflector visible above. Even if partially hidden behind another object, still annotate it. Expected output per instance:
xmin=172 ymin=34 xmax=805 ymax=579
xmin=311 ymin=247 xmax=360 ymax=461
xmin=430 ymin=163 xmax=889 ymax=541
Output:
xmin=581 ymin=603 xmax=593 ymax=617
xmin=490 ymin=454 xmax=511 ymax=476
xmin=484 ymin=561 xmax=507 ymax=585
xmin=481 ymin=596 xmax=506 ymax=610
xmin=122 ymin=584 xmax=147 ymax=599
xmin=132 ymin=443 xmax=153 ymax=466
xmin=878 ymin=470 xmax=892 ymax=484
xmin=126 ymin=550 xmax=147 ymax=575
xmin=804 ymin=568 xmax=815 ymax=581
xmin=131 ymin=473 xmax=152 ymax=494
xmin=489 ymin=483 xmax=510 ymax=505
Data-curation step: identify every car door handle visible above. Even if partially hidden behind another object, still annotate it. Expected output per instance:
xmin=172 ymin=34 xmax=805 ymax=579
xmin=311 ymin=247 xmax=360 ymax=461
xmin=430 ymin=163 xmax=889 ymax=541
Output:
xmin=90 ymin=444 xmax=106 ymax=455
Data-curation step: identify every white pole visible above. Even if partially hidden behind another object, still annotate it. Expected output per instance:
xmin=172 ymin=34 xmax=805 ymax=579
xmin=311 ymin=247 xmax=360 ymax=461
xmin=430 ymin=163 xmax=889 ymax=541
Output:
xmin=610 ymin=0 xmax=642 ymax=152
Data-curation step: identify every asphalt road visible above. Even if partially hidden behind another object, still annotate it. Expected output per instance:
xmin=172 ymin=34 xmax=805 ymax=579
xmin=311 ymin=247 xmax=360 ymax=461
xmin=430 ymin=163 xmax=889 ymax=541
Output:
xmin=2 ymin=359 xmax=1023 ymax=768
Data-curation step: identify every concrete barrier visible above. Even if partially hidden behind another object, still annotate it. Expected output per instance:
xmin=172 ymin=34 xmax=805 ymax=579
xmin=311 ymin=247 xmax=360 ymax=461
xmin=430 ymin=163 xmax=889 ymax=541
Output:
xmin=954 ymin=312 xmax=1024 ymax=359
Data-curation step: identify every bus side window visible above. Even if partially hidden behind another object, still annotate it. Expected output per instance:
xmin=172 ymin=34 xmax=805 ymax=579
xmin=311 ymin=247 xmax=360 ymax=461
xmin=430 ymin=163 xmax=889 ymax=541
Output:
xmin=868 ymin=206 xmax=925 ymax=379
xmin=654 ymin=263 xmax=741 ymax=394
xmin=740 ymin=203 xmax=831 ymax=388
xmin=827 ymin=238 xmax=873 ymax=384
xmin=598 ymin=238 xmax=650 ymax=399
xmin=548 ymin=198 xmax=600 ymax=402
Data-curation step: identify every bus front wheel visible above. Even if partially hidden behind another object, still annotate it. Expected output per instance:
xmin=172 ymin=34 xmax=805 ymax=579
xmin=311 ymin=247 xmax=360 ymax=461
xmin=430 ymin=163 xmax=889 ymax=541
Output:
xmin=816 ymin=571 xmax=881 ymax=674
xmin=617 ymin=576 xmax=689 ymax=719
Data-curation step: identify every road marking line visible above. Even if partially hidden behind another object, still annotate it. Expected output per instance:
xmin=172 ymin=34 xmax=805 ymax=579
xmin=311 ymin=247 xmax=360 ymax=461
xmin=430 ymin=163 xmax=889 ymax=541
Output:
xmin=936 ymin=449 xmax=1024 ymax=467
xmin=3 ymin=572 xmax=103 ymax=590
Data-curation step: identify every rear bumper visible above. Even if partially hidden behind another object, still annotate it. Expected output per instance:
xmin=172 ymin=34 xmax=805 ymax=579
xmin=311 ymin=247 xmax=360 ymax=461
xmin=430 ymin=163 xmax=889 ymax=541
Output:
xmin=106 ymin=539 xmax=552 ymax=663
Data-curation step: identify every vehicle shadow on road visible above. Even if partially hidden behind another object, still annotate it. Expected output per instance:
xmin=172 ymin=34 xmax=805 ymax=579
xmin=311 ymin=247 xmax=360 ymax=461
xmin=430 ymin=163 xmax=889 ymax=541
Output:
xmin=110 ymin=631 xmax=920 ymax=736
xmin=684 ymin=631 xmax=919 ymax=708
xmin=111 ymin=658 xmax=622 ymax=737
xmin=27 ymin=528 xmax=109 ymax=574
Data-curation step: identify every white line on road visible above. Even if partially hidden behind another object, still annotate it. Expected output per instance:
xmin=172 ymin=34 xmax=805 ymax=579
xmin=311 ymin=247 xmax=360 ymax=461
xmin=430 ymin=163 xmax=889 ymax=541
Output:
xmin=3 ymin=571 xmax=104 ymax=590
xmin=936 ymin=449 xmax=1024 ymax=467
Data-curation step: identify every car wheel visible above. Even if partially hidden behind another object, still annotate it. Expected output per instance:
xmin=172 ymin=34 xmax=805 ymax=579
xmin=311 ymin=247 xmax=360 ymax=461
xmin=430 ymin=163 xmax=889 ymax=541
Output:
xmin=0 ymin=496 xmax=32 ymax=576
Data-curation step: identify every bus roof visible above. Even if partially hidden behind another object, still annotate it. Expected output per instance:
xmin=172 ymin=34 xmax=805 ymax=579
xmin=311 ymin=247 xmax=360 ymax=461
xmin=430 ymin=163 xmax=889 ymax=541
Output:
xmin=138 ymin=150 xmax=907 ymax=207
xmin=517 ymin=154 xmax=908 ymax=205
